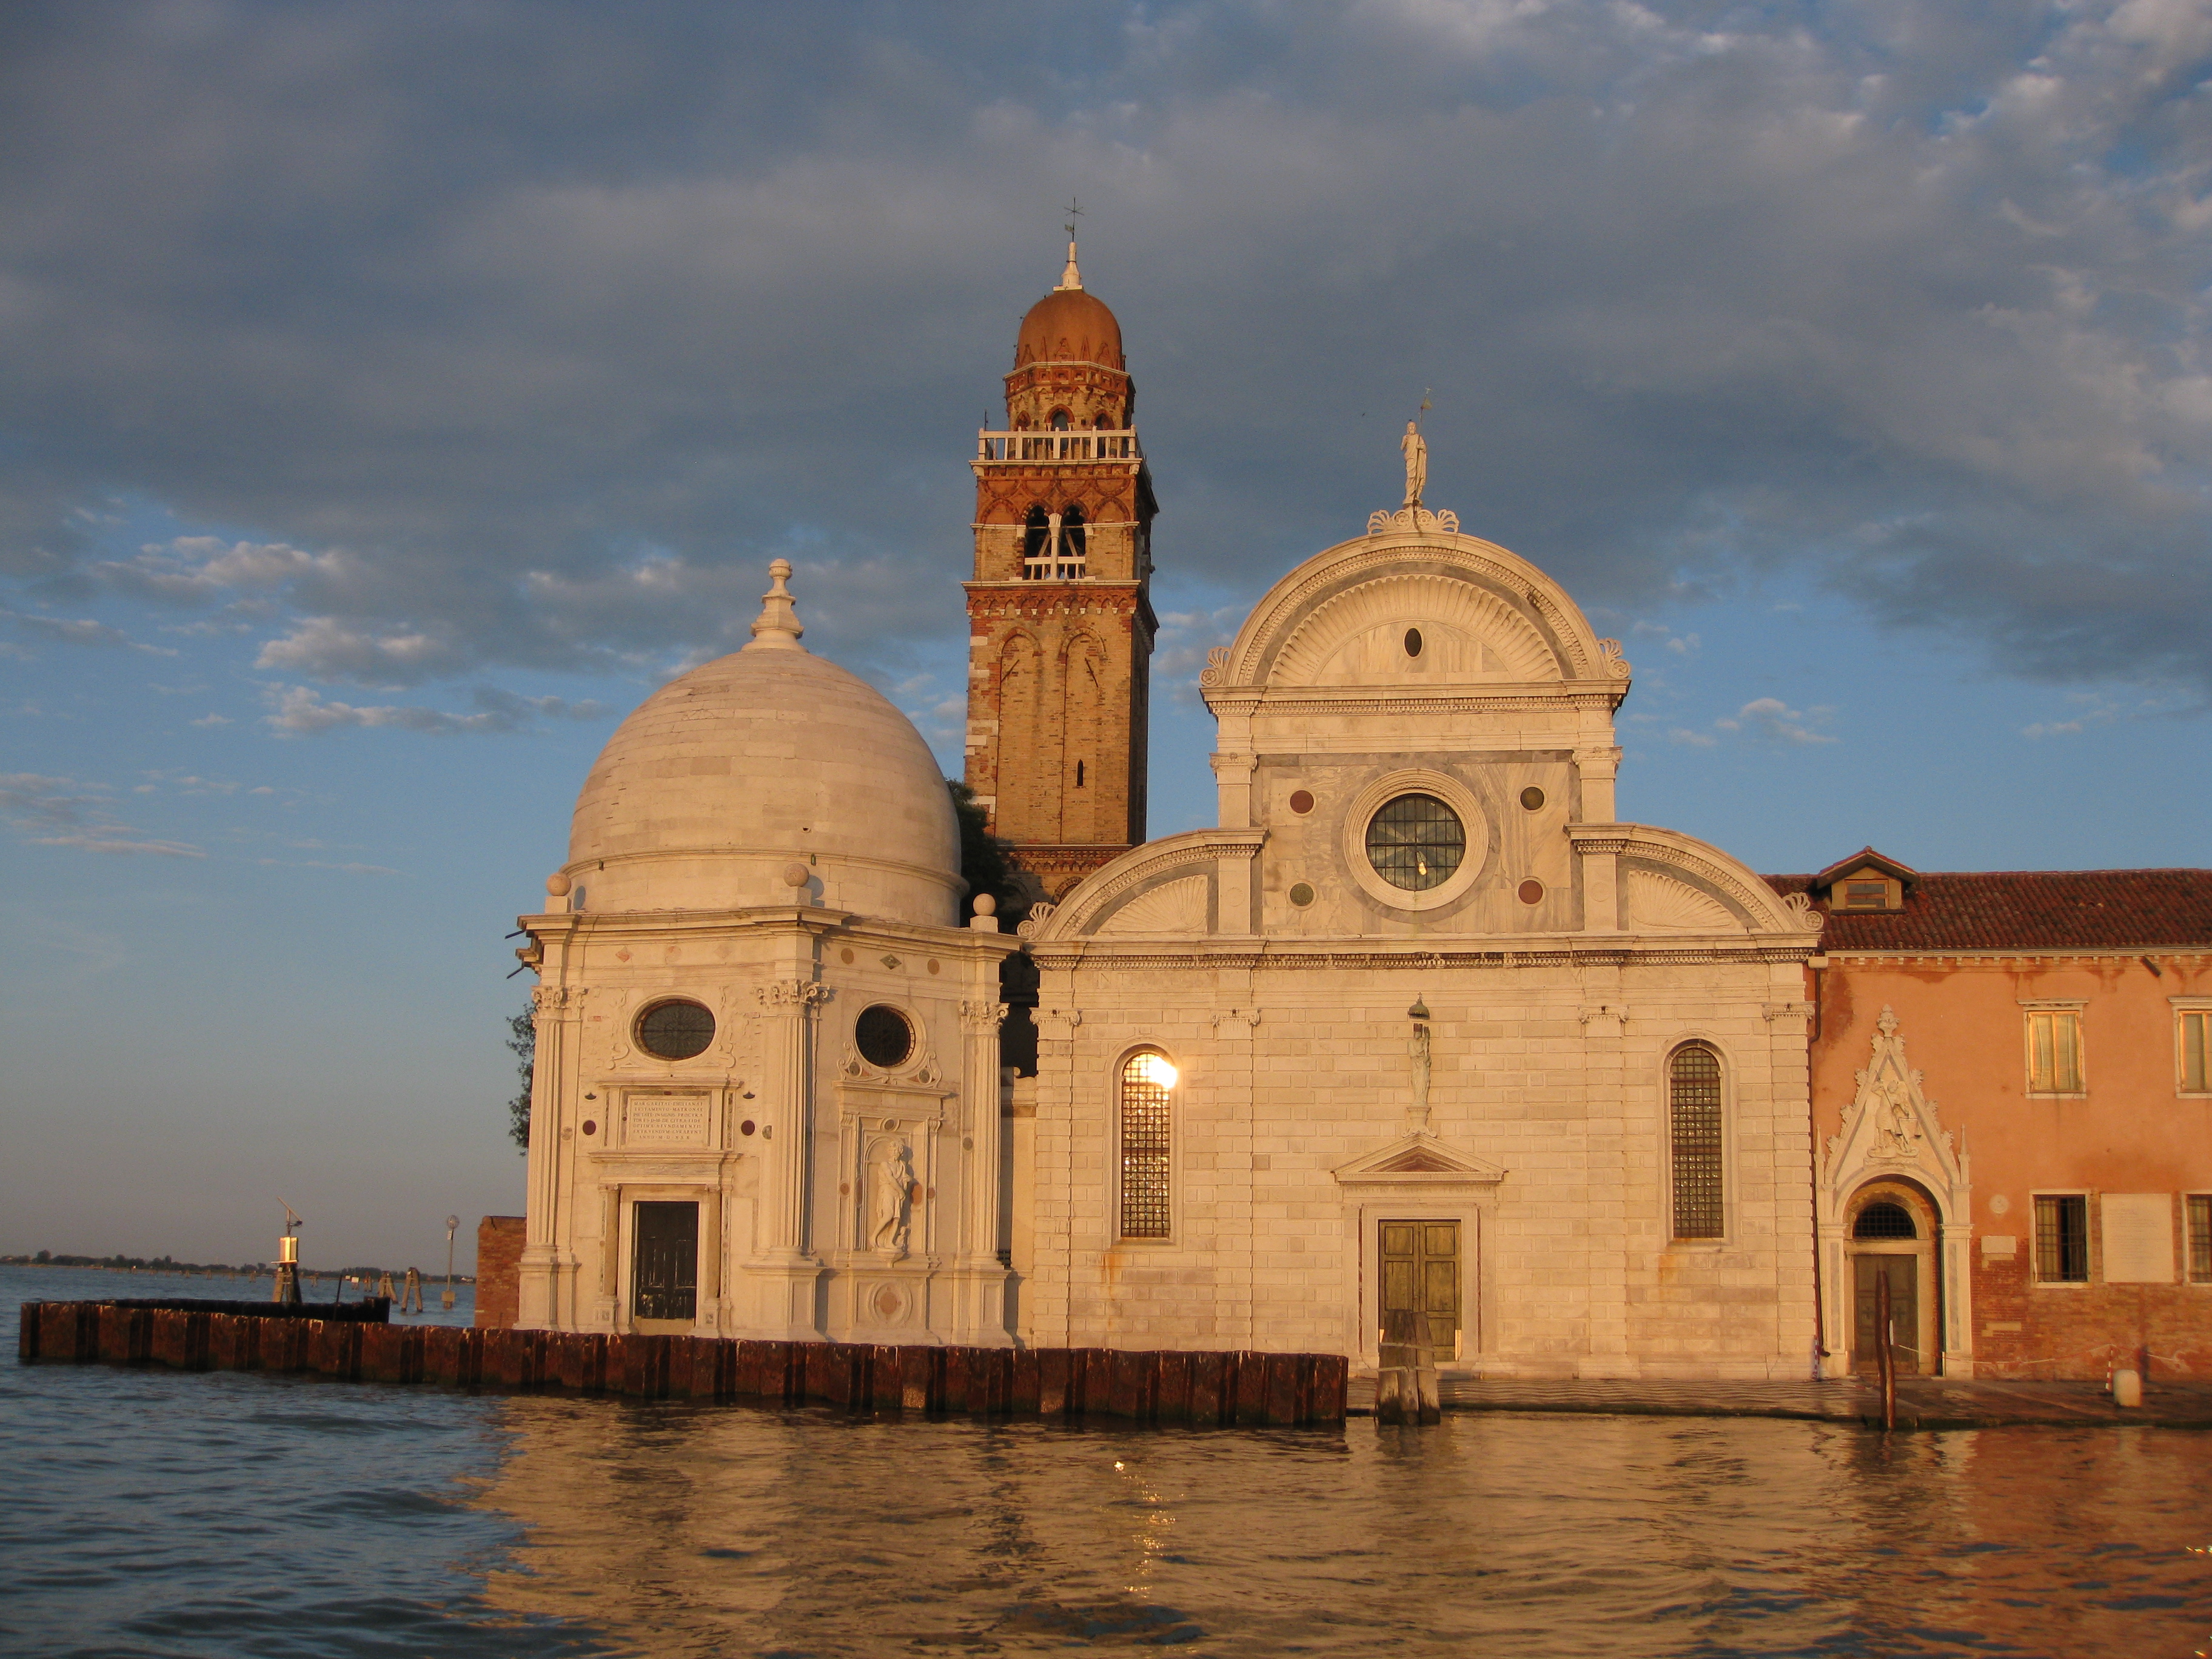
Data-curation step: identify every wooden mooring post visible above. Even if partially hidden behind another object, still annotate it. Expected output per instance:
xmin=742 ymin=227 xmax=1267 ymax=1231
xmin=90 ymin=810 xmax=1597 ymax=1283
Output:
xmin=1875 ymin=1269 xmax=1896 ymax=1432
xmin=1375 ymin=1309 xmax=1441 ymax=1426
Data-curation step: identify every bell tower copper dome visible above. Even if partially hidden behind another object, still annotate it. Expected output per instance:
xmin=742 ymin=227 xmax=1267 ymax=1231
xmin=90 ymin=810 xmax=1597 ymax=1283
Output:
xmin=961 ymin=236 xmax=1158 ymax=899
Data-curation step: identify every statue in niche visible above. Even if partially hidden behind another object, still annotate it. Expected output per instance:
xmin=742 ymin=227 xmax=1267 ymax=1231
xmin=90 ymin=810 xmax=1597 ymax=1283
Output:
xmin=1873 ymin=1077 xmax=1919 ymax=1160
xmin=1401 ymin=420 xmax=1429 ymax=508
xmin=1407 ymin=995 xmax=1433 ymax=1134
xmin=868 ymin=1136 xmax=914 ymax=1256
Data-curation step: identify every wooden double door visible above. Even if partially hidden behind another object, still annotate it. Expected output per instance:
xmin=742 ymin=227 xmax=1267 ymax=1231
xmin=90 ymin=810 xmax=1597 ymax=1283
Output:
xmin=1380 ymin=1219 xmax=1461 ymax=1356
xmin=632 ymin=1201 xmax=699 ymax=1326
xmin=1851 ymin=1253 xmax=1921 ymax=1375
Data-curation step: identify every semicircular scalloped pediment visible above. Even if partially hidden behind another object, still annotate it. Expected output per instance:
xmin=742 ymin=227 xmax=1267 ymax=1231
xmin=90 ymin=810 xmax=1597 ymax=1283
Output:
xmin=1624 ymin=869 xmax=1744 ymax=932
xmin=1269 ymin=572 xmax=1560 ymax=688
xmin=1094 ymin=873 xmax=1210 ymax=936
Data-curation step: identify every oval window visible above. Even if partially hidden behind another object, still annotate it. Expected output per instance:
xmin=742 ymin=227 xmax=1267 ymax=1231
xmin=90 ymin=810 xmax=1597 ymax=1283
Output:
xmin=637 ymin=1000 xmax=715 ymax=1061
xmin=1364 ymin=794 xmax=1466 ymax=891
xmin=1404 ymin=627 xmax=1424 ymax=658
xmin=856 ymin=1004 xmax=915 ymax=1068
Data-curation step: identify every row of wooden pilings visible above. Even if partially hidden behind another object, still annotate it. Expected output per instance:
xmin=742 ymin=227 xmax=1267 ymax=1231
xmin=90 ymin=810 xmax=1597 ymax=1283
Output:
xmin=18 ymin=1302 xmax=1348 ymax=1428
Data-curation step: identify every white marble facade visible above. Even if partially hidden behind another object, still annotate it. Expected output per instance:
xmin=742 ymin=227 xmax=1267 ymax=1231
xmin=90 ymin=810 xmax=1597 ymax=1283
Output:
xmin=515 ymin=563 xmax=1020 ymax=1345
xmin=1016 ymin=510 xmax=1826 ymax=1378
xmin=518 ymin=514 xmax=1826 ymax=1377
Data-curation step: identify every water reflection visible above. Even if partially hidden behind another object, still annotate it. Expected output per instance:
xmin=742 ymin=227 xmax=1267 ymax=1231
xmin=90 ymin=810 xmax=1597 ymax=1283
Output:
xmin=476 ymin=1402 xmax=2212 ymax=1656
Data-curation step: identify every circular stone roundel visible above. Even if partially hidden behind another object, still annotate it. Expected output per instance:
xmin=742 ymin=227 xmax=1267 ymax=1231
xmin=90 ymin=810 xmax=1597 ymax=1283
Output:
xmin=1339 ymin=769 xmax=1489 ymax=913
xmin=637 ymin=999 xmax=716 ymax=1061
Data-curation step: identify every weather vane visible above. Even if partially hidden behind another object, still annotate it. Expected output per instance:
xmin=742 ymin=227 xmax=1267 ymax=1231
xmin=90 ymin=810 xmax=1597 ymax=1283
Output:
xmin=1064 ymin=195 xmax=1082 ymax=238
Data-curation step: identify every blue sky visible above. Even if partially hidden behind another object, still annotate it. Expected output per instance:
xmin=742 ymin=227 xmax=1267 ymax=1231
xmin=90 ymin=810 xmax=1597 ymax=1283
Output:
xmin=4 ymin=2 xmax=2209 ymax=1269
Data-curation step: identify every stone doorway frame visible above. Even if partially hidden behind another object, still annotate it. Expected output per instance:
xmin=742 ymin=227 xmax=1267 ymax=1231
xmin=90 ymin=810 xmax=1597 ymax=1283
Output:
xmin=1843 ymin=1179 xmax=1941 ymax=1376
xmin=1815 ymin=1006 xmax=1974 ymax=1378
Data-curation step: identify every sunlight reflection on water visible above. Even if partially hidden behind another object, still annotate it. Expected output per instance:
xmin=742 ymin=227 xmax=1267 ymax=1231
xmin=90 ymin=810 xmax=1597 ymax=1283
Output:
xmin=5 ymin=1267 xmax=2209 ymax=1658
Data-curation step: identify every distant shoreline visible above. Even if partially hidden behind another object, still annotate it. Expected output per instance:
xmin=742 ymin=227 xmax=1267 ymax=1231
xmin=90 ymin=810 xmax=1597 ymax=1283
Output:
xmin=2 ymin=1257 xmax=476 ymax=1286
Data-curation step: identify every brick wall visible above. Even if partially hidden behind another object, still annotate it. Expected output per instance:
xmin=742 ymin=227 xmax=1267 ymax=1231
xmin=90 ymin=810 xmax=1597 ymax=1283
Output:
xmin=475 ymin=1216 xmax=525 ymax=1330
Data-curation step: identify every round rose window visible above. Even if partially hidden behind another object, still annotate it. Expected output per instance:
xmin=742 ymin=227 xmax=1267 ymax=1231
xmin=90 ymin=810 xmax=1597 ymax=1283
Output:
xmin=1364 ymin=794 xmax=1466 ymax=891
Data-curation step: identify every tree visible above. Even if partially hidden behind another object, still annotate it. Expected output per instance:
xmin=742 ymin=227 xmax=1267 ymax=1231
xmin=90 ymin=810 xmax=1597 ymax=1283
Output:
xmin=949 ymin=779 xmax=1041 ymax=1075
xmin=507 ymin=1006 xmax=534 ymax=1152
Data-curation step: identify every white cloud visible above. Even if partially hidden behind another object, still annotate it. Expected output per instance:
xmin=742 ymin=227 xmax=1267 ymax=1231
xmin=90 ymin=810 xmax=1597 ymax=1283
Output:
xmin=1667 ymin=727 xmax=1718 ymax=748
xmin=2 ymin=608 xmax=177 ymax=655
xmin=1730 ymin=696 xmax=1837 ymax=745
xmin=262 ymin=683 xmax=609 ymax=736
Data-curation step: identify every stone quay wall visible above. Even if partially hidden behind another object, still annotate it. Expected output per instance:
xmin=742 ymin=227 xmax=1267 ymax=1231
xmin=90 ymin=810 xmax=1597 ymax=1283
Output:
xmin=16 ymin=1299 xmax=1346 ymax=1428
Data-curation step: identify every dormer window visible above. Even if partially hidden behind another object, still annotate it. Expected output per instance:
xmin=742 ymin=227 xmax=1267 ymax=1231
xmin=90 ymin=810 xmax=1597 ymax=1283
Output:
xmin=1810 ymin=848 xmax=1915 ymax=913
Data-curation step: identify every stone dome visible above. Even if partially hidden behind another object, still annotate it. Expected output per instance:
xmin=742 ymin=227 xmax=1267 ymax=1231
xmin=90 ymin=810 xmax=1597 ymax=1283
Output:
xmin=1014 ymin=286 xmax=1124 ymax=370
xmin=563 ymin=562 xmax=961 ymax=925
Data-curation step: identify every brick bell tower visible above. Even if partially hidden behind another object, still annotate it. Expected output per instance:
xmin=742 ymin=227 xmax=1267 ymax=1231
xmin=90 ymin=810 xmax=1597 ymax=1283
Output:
xmin=964 ymin=233 xmax=1158 ymax=900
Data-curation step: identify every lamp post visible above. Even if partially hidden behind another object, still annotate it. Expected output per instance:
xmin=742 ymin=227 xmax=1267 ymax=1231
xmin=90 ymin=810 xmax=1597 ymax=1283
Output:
xmin=443 ymin=1215 xmax=459 ymax=1312
xmin=273 ymin=1201 xmax=303 ymax=1305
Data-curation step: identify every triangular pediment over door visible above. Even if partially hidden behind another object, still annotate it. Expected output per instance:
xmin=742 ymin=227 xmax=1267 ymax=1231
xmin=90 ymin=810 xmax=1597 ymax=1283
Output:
xmin=1334 ymin=1131 xmax=1506 ymax=1188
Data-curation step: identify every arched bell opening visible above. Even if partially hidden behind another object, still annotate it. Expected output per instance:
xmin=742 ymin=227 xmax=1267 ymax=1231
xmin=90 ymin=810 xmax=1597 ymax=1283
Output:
xmin=1844 ymin=1178 xmax=1942 ymax=1376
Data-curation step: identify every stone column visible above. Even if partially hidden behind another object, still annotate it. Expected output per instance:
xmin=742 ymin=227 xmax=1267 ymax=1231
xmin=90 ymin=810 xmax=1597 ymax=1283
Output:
xmin=519 ymin=982 xmax=585 ymax=1330
xmin=748 ymin=976 xmax=828 ymax=1337
xmin=1575 ymin=743 xmax=1621 ymax=823
xmin=959 ymin=999 xmax=1010 ymax=1260
xmin=947 ymin=997 xmax=1014 ymax=1341
xmin=1031 ymin=997 xmax=1083 ymax=1349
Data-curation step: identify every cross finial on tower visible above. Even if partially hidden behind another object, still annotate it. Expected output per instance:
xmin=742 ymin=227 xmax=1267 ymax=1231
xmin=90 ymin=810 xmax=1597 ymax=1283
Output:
xmin=745 ymin=557 xmax=807 ymax=651
xmin=1056 ymin=196 xmax=1084 ymax=291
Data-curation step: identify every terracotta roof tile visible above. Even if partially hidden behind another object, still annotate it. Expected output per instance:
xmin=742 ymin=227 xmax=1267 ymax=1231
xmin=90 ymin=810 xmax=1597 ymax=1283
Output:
xmin=1760 ymin=868 xmax=2212 ymax=951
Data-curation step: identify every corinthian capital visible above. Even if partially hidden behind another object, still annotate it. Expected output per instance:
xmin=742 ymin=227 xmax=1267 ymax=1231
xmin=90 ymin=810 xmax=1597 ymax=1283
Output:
xmin=758 ymin=978 xmax=831 ymax=1010
xmin=960 ymin=999 xmax=1010 ymax=1033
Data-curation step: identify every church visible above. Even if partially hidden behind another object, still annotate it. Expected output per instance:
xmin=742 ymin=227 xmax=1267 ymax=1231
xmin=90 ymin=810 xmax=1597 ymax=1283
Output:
xmin=508 ymin=239 xmax=1835 ymax=1379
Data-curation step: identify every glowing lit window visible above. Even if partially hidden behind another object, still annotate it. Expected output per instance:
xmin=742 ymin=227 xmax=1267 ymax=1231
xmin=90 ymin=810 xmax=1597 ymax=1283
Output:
xmin=1119 ymin=1051 xmax=1177 ymax=1239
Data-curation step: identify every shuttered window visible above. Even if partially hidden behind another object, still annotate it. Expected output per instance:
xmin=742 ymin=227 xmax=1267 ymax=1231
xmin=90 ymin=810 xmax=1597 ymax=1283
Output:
xmin=2034 ymin=1193 xmax=2090 ymax=1282
xmin=1669 ymin=1044 xmax=1724 ymax=1240
xmin=2188 ymin=1195 xmax=2212 ymax=1284
xmin=2026 ymin=1010 xmax=2083 ymax=1093
xmin=1119 ymin=1051 xmax=1176 ymax=1239
xmin=2180 ymin=1011 xmax=2211 ymax=1093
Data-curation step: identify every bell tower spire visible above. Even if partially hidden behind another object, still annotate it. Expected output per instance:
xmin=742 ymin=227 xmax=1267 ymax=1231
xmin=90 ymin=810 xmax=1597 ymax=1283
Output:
xmin=962 ymin=238 xmax=1158 ymax=899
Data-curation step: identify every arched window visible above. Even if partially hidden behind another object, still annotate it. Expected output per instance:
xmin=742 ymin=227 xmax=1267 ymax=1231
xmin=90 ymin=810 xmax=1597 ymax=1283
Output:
xmin=1061 ymin=502 xmax=1086 ymax=563
xmin=1119 ymin=1050 xmax=1178 ymax=1239
xmin=1050 ymin=408 xmax=1071 ymax=432
xmin=1022 ymin=504 xmax=1050 ymax=571
xmin=1668 ymin=1044 xmax=1724 ymax=1239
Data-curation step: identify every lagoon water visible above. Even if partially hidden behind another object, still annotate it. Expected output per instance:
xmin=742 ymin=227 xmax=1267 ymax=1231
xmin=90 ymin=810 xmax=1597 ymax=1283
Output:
xmin=3 ymin=1265 xmax=2207 ymax=1657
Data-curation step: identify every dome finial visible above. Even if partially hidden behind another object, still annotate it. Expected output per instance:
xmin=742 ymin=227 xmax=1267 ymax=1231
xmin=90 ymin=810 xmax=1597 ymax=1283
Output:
xmin=745 ymin=558 xmax=806 ymax=652
xmin=1056 ymin=196 xmax=1084 ymax=291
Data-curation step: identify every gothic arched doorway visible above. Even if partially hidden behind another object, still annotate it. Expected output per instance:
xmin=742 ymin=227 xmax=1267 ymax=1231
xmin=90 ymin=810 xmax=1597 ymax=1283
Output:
xmin=1846 ymin=1179 xmax=1940 ymax=1375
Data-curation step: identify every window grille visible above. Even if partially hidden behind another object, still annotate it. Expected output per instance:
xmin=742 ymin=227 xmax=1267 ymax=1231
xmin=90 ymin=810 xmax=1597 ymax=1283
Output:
xmin=2181 ymin=1011 xmax=2211 ymax=1093
xmin=1669 ymin=1044 xmax=1724 ymax=1239
xmin=1853 ymin=1201 xmax=1917 ymax=1239
xmin=2026 ymin=1010 xmax=2083 ymax=1093
xmin=2188 ymin=1195 xmax=2212 ymax=1284
xmin=2034 ymin=1193 xmax=2090 ymax=1282
xmin=1119 ymin=1052 xmax=1175 ymax=1239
